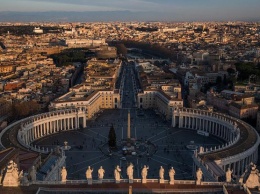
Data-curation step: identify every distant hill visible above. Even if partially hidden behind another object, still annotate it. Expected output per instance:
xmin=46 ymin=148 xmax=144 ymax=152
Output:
xmin=0 ymin=11 xmax=168 ymax=22
xmin=0 ymin=11 xmax=259 ymax=22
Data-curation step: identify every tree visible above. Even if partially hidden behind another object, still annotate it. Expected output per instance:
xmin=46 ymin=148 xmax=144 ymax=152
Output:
xmin=223 ymin=74 xmax=227 ymax=85
xmin=235 ymin=62 xmax=260 ymax=81
xmin=216 ymin=76 xmax=222 ymax=85
xmin=116 ymin=44 xmax=127 ymax=56
xmin=227 ymin=68 xmax=236 ymax=76
xmin=108 ymin=125 xmax=117 ymax=148
xmin=11 ymin=100 xmax=41 ymax=120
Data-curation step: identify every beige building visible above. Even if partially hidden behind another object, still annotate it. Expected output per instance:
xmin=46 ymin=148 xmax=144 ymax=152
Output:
xmin=207 ymin=91 xmax=230 ymax=113
xmin=49 ymin=87 xmax=121 ymax=119
xmin=0 ymin=64 xmax=15 ymax=74
xmin=229 ymin=102 xmax=258 ymax=119
xmin=137 ymin=89 xmax=183 ymax=119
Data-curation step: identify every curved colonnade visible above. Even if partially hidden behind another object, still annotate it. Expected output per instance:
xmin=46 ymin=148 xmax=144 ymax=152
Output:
xmin=17 ymin=108 xmax=87 ymax=154
xmin=172 ymin=108 xmax=260 ymax=179
xmin=0 ymin=107 xmax=259 ymax=181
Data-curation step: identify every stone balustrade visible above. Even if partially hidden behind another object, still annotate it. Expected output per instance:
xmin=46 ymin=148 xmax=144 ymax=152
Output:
xmin=23 ymin=179 xmax=232 ymax=186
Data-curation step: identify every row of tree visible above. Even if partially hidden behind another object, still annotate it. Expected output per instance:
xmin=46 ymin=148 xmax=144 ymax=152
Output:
xmin=0 ymin=25 xmax=61 ymax=35
xmin=109 ymin=40 xmax=176 ymax=60
xmin=3 ymin=100 xmax=41 ymax=122
xmin=234 ymin=62 xmax=260 ymax=82
xmin=50 ymin=49 xmax=87 ymax=66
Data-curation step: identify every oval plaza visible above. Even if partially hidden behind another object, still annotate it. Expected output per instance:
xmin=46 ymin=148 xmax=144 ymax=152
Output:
xmin=0 ymin=60 xmax=260 ymax=193
xmin=2 ymin=106 xmax=259 ymax=181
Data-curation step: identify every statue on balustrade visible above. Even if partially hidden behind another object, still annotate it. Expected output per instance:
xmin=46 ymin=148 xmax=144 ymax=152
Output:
xmin=196 ymin=168 xmax=203 ymax=185
xmin=245 ymin=163 xmax=260 ymax=189
xmin=159 ymin=166 xmax=164 ymax=180
xmin=98 ymin=166 xmax=105 ymax=179
xmin=114 ymin=165 xmax=121 ymax=182
xmin=226 ymin=168 xmax=233 ymax=183
xmin=86 ymin=166 xmax=93 ymax=179
xmin=29 ymin=165 xmax=37 ymax=182
xmin=127 ymin=163 xmax=134 ymax=180
xmin=61 ymin=166 xmax=67 ymax=182
xmin=141 ymin=165 xmax=149 ymax=181
xmin=20 ymin=173 xmax=29 ymax=185
xmin=3 ymin=160 xmax=22 ymax=187
xmin=169 ymin=167 xmax=175 ymax=184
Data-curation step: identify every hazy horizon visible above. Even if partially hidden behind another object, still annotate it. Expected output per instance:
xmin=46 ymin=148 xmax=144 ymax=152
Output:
xmin=0 ymin=0 xmax=260 ymax=22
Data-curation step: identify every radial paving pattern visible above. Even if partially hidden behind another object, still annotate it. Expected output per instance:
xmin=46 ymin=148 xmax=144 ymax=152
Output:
xmin=34 ymin=108 xmax=224 ymax=180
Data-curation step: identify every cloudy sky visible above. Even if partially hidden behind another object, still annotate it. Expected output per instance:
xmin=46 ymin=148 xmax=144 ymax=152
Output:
xmin=1 ymin=0 xmax=260 ymax=21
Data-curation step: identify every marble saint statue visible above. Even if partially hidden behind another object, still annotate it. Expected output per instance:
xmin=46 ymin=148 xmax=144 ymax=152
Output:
xmin=30 ymin=166 xmax=37 ymax=182
xmin=226 ymin=168 xmax=233 ymax=183
xmin=159 ymin=166 xmax=164 ymax=180
xmin=127 ymin=163 xmax=134 ymax=180
xmin=86 ymin=166 xmax=93 ymax=179
xmin=141 ymin=165 xmax=149 ymax=180
xmin=98 ymin=166 xmax=105 ymax=179
xmin=61 ymin=166 xmax=67 ymax=182
xmin=3 ymin=160 xmax=21 ymax=186
xmin=169 ymin=167 xmax=175 ymax=184
xmin=245 ymin=163 xmax=260 ymax=188
xmin=114 ymin=165 xmax=121 ymax=182
xmin=196 ymin=168 xmax=203 ymax=185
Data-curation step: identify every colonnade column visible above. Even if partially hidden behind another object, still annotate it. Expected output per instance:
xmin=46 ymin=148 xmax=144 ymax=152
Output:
xmin=47 ymin=122 xmax=49 ymax=134
xmin=76 ymin=117 xmax=79 ymax=129
xmin=49 ymin=121 xmax=52 ymax=133
xmin=68 ymin=118 xmax=70 ymax=130
xmin=55 ymin=120 xmax=58 ymax=132
xmin=237 ymin=160 xmax=241 ymax=176
xmin=30 ymin=127 xmax=33 ymax=143
xmin=29 ymin=129 xmax=32 ymax=142
xmin=38 ymin=125 xmax=41 ymax=138
xmin=34 ymin=127 xmax=37 ymax=139
xmin=172 ymin=116 xmax=175 ymax=127
xmin=43 ymin=123 xmax=45 ymax=135
xmin=64 ymin=119 xmax=66 ymax=130
xmin=60 ymin=119 xmax=62 ymax=131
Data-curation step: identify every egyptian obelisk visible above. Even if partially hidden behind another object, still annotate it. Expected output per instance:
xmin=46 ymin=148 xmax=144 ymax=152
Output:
xmin=127 ymin=110 xmax=131 ymax=139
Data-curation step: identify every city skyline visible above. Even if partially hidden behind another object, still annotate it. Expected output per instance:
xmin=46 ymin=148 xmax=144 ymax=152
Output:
xmin=0 ymin=0 xmax=260 ymax=21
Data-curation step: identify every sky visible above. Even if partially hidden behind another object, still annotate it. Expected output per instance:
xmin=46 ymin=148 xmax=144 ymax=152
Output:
xmin=0 ymin=0 xmax=260 ymax=21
